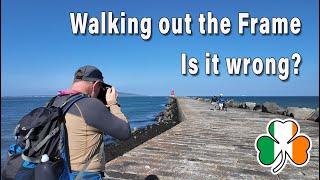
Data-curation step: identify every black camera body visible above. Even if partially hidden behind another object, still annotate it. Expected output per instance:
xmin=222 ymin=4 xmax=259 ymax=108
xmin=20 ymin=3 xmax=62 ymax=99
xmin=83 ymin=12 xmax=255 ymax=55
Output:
xmin=97 ymin=83 xmax=112 ymax=105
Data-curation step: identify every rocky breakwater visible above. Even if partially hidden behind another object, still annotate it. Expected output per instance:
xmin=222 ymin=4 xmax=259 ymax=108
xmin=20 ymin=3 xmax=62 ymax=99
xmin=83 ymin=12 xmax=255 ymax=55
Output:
xmin=194 ymin=97 xmax=319 ymax=122
xmin=229 ymin=100 xmax=319 ymax=122
xmin=104 ymin=97 xmax=180 ymax=162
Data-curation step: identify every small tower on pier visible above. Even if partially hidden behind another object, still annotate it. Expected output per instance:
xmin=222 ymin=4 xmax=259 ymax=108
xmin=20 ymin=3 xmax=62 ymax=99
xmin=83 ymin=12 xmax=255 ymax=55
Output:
xmin=170 ymin=90 xmax=175 ymax=97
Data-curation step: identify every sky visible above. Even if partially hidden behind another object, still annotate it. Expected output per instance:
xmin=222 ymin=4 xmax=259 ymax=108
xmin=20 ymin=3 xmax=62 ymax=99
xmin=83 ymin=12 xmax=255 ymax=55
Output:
xmin=1 ymin=0 xmax=319 ymax=96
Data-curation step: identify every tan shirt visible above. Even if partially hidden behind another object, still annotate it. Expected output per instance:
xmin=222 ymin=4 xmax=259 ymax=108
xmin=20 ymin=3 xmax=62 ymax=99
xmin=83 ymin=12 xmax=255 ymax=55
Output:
xmin=52 ymin=95 xmax=130 ymax=172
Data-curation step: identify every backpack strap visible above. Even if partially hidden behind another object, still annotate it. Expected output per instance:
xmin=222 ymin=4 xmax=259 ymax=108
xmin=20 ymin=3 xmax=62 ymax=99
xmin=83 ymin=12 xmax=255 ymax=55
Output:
xmin=32 ymin=127 xmax=60 ymax=152
xmin=46 ymin=96 xmax=58 ymax=108
xmin=60 ymin=93 xmax=87 ymax=115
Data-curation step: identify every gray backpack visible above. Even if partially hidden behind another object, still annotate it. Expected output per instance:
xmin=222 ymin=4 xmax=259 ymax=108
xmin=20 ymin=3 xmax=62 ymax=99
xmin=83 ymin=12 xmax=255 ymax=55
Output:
xmin=2 ymin=94 xmax=86 ymax=180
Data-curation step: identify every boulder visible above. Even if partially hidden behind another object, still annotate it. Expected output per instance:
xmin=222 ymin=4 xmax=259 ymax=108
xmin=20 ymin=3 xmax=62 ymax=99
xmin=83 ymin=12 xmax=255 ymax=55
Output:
xmin=262 ymin=102 xmax=283 ymax=114
xmin=225 ymin=99 xmax=234 ymax=107
xmin=197 ymin=98 xmax=204 ymax=101
xmin=275 ymin=108 xmax=286 ymax=115
xmin=239 ymin=102 xmax=246 ymax=109
xmin=253 ymin=104 xmax=263 ymax=111
xmin=164 ymin=110 xmax=173 ymax=119
xmin=286 ymin=107 xmax=316 ymax=120
xmin=157 ymin=116 xmax=164 ymax=122
xmin=232 ymin=101 xmax=241 ymax=108
xmin=245 ymin=102 xmax=256 ymax=110
xmin=312 ymin=108 xmax=319 ymax=122
xmin=132 ymin=127 xmax=138 ymax=133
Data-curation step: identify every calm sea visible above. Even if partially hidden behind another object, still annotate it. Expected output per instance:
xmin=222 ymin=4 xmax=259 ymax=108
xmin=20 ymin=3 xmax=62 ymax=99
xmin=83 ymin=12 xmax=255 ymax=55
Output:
xmin=1 ymin=96 xmax=168 ymax=166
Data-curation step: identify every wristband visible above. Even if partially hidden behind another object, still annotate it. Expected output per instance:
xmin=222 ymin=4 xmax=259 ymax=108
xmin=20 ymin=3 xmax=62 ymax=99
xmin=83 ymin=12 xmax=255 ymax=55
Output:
xmin=106 ymin=102 xmax=120 ymax=108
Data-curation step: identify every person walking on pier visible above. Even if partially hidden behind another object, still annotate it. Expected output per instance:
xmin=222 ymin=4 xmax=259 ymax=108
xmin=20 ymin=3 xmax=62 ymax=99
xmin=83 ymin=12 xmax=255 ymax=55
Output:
xmin=218 ymin=94 xmax=225 ymax=110
xmin=210 ymin=94 xmax=227 ymax=111
xmin=210 ymin=95 xmax=219 ymax=110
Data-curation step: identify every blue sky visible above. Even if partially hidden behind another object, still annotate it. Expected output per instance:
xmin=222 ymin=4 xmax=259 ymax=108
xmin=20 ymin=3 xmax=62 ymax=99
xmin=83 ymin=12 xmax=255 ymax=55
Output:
xmin=1 ymin=0 xmax=319 ymax=96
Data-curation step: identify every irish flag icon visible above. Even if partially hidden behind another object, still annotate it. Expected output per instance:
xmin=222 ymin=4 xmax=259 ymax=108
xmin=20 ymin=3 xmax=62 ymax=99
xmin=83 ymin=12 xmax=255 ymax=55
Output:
xmin=255 ymin=119 xmax=312 ymax=174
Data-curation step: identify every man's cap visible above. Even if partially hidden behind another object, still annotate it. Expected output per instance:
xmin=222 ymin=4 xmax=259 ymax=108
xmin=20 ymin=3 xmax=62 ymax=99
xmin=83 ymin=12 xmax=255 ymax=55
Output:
xmin=74 ymin=65 xmax=111 ymax=88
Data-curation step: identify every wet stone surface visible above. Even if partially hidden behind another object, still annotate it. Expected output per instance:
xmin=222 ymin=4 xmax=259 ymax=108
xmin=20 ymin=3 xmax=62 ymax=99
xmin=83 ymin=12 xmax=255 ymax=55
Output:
xmin=104 ymin=97 xmax=319 ymax=180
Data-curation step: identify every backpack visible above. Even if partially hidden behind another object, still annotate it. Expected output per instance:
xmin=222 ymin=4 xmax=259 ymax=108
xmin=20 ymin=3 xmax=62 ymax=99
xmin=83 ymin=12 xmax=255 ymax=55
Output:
xmin=1 ymin=93 xmax=87 ymax=180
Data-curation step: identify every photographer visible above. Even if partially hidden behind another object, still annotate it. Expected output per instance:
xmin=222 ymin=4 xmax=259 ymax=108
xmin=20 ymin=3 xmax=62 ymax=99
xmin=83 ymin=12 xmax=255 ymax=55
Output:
xmin=52 ymin=65 xmax=131 ymax=179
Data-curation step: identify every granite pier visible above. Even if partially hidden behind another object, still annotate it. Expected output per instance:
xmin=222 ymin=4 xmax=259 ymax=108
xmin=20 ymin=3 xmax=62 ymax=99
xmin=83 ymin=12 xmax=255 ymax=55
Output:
xmin=104 ymin=97 xmax=319 ymax=179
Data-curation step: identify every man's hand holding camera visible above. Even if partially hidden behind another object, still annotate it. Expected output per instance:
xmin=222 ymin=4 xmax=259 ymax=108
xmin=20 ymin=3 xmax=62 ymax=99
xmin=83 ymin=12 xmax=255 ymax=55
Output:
xmin=104 ymin=86 xmax=128 ymax=122
xmin=106 ymin=86 xmax=118 ymax=107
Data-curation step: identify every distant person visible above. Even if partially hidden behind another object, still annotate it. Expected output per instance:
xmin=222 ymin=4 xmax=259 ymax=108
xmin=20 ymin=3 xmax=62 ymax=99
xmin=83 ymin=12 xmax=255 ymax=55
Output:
xmin=218 ymin=94 xmax=226 ymax=110
xmin=210 ymin=95 xmax=219 ymax=110
xmin=53 ymin=65 xmax=131 ymax=179
xmin=211 ymin=96 xmax=218 ymax=103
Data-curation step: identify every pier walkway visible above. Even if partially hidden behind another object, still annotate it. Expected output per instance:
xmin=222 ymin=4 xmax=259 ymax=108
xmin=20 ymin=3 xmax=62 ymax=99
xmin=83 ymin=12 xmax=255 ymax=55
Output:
xmin=104 ymin=97 xmax=319 ymax=179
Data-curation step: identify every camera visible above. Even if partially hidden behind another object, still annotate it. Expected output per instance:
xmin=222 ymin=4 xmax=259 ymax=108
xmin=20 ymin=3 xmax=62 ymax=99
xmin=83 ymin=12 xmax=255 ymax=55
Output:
xmin=97 ymin=83 xmax=112 ymax=105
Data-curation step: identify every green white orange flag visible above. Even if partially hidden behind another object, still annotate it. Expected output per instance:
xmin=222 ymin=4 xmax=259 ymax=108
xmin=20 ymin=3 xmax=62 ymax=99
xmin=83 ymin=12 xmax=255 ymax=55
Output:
xmin=255 ymin=119 xmax=312 ymax=174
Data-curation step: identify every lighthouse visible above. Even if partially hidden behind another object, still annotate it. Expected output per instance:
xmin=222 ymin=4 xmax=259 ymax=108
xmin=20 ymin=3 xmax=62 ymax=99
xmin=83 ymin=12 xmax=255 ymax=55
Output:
xmin=170 ymin=90 xmax=175 ymax=97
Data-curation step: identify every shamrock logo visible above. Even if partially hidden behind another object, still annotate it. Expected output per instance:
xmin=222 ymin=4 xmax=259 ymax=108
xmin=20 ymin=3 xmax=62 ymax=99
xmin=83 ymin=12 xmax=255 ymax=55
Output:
xmin=255 ymin=119 xmax=312 ymax=174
